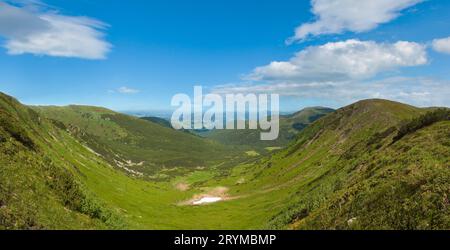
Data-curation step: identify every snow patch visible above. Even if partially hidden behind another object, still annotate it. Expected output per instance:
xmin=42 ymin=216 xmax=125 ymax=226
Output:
xmin=192 ymin=197 xmax=223 ymax=205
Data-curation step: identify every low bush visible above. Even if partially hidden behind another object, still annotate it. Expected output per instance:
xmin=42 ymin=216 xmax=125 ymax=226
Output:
xmin=393 ymin=109 xmax=450 ymax=142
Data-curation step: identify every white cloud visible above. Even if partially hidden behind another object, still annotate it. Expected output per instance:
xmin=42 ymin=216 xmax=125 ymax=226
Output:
xmin=117 ymin=86 xmax=140 ymax=94
xmin=212 ymin=77 xmax=450 ymax=108
xmin=288 ymin=0 xmax=423 ymax=43
xmin=432 ymin=37 xmax=450 ymax=55
xmin=215 ymin=39 xmax=441 ymax=108
xmin=0 ymin=1 xmax=111 ymax=59
xmin=247 ymin=40 xmax=428 ymax=82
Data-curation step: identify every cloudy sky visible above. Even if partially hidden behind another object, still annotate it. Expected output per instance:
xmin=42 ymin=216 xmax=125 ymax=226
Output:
xmin=0 ymin=0 xmax=449 ymax=111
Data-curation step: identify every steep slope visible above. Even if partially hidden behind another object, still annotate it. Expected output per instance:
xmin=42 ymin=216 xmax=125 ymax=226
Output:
xmin=294 ymin=118 xmax=450 ymax=229
xmin=0 ymin=93 xmax=124 ymax=229
xmin=198 ymin=107 xmax=334 ymax=153
xmin=228 ymin=99 xmax=449 ymax=229
xmin=33 ymin=106 xmax=246 ymax=178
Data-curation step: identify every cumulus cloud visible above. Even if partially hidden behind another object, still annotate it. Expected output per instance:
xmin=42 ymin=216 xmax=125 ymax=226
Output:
xmin=214 ymin=39 xmax=443 ymax=108
xmin=432 ymin=37 xmax=450 ymax=55
xmin=288 ymin=0 xmax=423 ymax=43
xmin=0 ymin=1 xmax=111 ymax=59
xmin=212 ymin=77 xmax=450 ymax=108
xmin=212 ymin=1 xmax=444 ymax=108
xmin=247 ymin=40 xmax=428 ymax=82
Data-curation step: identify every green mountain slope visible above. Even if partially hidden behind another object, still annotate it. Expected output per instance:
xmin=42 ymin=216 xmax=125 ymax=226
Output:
xmin=32 ymin=105 xmax=246 ymax=178
xmin=140 ymin=116 xmax=173 ymax=129
xmin=197 ymin=107 xmax=334 ymax=153
xmin=1 ymin=92 xmax=449 ymax=230
xmin=294 ymin=119 xmax=450 ymax=229
xmin=0 ymin=93 xmax=124 ymax=229
xmin=232 ymin=99 xmax=449 ymax=229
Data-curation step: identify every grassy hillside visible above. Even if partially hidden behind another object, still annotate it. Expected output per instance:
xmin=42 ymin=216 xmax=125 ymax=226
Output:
xmin=32 ymin=105 xmax=247 ymax=178
xmin=0 ymin=92 xmax=281 ymax=229
xmin=0 ymin=93 xmax=124 ymax=229
xmin=236 ymin=100 xmax=450 ymax=229
xmin=140 ymin=116 xmax=173 ymax=129
xmin=197 ymin=107 xmax=334 ymax=154
xmin=1 ymin=93 xmax=449 ymax=230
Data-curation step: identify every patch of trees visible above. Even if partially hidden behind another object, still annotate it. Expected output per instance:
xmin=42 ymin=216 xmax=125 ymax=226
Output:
xmin=292 ymin=122 xmax=307 ymax=131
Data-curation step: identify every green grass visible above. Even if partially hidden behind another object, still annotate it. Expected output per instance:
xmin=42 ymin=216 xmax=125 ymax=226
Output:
xmin=2 ymin=93 xmax=449 ymax=230
xmin=32 ymin=105 xmax=248 ymax=178
xmin=140 ymin=116 xmax=173 ymax=128
xmin=245 ymin=151 xmax=260 ymax=157
xmin=0 ymin=94 xmax=121 ymax=229
xmin=265 ymin=147 xmax=282 ymax=152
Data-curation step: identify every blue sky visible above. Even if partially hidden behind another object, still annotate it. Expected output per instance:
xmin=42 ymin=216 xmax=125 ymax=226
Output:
xmin=0 ymin=0 xmax=449 ymax=112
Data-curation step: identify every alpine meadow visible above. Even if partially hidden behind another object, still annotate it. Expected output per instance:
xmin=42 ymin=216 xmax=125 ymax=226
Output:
xmin=1 ymin=0 xmax=450 ymax=232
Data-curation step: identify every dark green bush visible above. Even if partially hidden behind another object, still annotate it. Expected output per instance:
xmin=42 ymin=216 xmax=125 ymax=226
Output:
xmin=393 ymin=109 xmax=450 ymax=142
xmin=0 ymin=110 xmax=36 ymax=150
xmin=42 ymin=157 xmax=123 ymax=227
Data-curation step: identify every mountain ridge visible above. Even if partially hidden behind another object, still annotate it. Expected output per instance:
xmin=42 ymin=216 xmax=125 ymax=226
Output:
xmin=32 ymin=104 xmax=247 ymax=178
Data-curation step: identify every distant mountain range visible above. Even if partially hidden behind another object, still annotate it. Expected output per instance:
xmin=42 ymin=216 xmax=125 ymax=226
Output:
xmin=138 ymin=107 xmax=335 ymax=154
xmin=193 ymin=107 xmax=335 ymax=154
